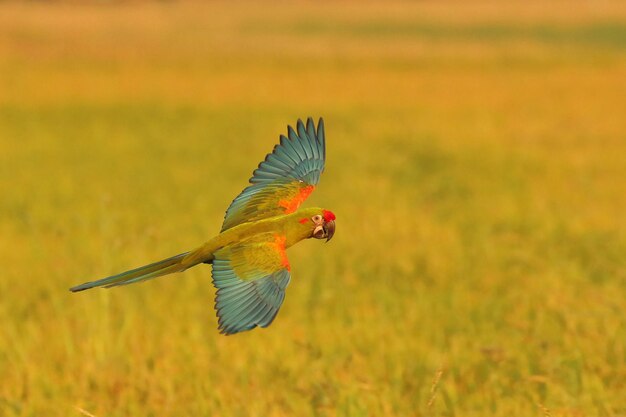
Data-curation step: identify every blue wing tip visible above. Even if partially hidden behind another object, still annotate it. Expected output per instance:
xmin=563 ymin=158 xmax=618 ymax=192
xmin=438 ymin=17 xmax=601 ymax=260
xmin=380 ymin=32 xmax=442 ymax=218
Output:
xmin=289 ymin=116 xmax=324 ymax=141
xmin=317 ymin=117 xmax=324 ymax=133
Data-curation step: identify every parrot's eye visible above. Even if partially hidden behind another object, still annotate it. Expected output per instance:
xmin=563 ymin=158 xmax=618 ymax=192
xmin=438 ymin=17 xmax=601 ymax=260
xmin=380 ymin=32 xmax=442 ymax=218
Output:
xmin=312 ymin=215 xmax=322 ymax=223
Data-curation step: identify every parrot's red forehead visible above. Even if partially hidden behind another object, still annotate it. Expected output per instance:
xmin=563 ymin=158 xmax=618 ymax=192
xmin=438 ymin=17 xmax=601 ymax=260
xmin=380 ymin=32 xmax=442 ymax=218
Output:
xmin=322 ymin=210 xmax=336 ymax=222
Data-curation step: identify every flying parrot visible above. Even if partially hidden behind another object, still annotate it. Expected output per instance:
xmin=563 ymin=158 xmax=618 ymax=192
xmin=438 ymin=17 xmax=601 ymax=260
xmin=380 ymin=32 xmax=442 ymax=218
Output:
xmin=70 ymin=117 xmax=335 ymax=335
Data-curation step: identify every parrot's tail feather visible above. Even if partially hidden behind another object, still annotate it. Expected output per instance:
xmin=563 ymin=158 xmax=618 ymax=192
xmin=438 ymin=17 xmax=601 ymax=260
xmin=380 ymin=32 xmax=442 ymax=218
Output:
xmin=70 ymin=252 xmax=190 ymax=292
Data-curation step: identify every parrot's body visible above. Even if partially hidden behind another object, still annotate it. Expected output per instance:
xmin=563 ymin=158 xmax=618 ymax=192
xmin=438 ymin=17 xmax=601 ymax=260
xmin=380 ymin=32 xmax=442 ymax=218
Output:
xmin=71 ymin=118 xmax=335 ymax=335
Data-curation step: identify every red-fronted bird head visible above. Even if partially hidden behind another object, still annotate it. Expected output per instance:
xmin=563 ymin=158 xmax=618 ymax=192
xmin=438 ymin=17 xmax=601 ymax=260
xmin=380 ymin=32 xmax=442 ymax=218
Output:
xmin=298 ymin=208 xmax=336 ymax=242
xmin=312 ymin=209 xmax=336 ymax=241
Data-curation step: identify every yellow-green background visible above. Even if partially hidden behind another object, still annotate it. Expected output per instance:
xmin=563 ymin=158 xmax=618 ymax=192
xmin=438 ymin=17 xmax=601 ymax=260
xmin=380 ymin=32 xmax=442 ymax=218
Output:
xmin=1 ymin=2 xmax=625 ymax=416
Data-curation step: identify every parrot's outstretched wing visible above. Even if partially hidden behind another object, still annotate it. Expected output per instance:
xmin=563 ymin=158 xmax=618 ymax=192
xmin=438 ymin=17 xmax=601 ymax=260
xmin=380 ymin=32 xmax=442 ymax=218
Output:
xmin=221 ymin=117 xmax=325 ymax=231
xmin=212 ymin=233 xmax=292 ymax=335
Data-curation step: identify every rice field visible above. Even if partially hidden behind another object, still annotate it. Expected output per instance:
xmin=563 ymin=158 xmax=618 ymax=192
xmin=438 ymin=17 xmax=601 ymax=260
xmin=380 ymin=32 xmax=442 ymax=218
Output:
xmin=1 ymin=1 xmax=625 ymax=416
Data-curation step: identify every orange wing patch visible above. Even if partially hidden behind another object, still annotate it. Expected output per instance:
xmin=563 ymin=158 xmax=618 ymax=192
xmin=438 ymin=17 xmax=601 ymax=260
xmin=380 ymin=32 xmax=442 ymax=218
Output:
xmin=273 ymin=234 xmax=290 ymax=271
xmin=279 ymin=185 xmax=315 ymax=213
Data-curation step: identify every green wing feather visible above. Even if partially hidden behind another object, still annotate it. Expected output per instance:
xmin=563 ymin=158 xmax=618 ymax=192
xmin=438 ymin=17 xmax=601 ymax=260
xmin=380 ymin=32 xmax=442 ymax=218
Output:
xmin=212 ymin=233 xmax=291 ymax=335
xmin=221 ymin=117 xmax=325 ymax=231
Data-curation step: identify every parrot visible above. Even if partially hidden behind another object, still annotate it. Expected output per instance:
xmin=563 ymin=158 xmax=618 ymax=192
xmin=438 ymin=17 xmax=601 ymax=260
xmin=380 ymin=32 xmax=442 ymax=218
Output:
xmin=70 ymin=117 xmax=335 ymax=335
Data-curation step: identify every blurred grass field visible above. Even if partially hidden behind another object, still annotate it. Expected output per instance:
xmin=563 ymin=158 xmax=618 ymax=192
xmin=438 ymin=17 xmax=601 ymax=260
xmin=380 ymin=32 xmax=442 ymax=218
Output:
xmin=1 ymin=1 xmax=626 ymax=416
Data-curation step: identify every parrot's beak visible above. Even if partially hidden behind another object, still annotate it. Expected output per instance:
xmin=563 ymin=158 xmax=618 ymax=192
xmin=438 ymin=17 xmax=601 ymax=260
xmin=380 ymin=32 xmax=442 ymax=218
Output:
xmin=324 ymin=220 xmax=335 ymax=242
